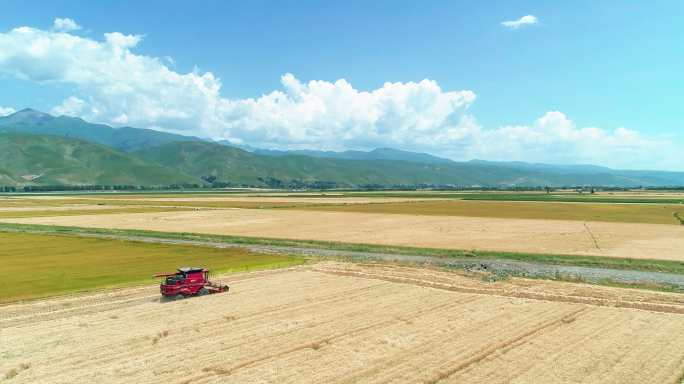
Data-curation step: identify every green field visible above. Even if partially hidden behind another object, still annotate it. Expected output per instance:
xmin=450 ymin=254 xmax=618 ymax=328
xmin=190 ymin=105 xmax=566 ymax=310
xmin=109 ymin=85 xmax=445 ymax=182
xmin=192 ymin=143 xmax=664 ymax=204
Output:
xmin=0 ymin=232 xmax=304 ymax=302
xmin=294 ymin=199 xmax=684 ymax=225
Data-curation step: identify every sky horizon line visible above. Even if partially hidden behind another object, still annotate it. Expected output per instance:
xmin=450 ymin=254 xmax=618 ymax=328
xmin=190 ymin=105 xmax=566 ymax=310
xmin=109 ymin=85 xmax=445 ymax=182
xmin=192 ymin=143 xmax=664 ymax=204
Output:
xmin=1 ymin=1 xmax=682 ymax=171
xmin=2 ymin=106 xmax=681 ymax=173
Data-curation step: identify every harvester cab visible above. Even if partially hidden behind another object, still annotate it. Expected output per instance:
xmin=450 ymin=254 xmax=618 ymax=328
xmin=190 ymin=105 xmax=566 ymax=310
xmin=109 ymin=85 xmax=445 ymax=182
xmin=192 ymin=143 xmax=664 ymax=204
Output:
xmin=155 ymin=267 xmax=229 ymax=299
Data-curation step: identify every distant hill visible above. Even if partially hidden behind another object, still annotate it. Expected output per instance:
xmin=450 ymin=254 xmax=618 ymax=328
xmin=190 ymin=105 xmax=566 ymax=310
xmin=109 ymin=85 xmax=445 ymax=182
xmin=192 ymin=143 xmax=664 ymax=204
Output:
xmin=0 ymin=133 xmax=198 ymax=186
xmin=1 ymin=109 xmax=683 ymax=188
xmin=136 ymin=141 xmax=684 ymax=188
xmin=222 ymin=144 xmax=684 ymax=185
xmin=468 ymin=160 xmax=684 ymax=186
xmin=0 ymin=109 xmax=203 ymax=152
xmin=136 ymin=141 xmax=419 ymax=187
xmin=468 ymin=160 xmax=612 ymax=174
xmin=256 ymin=147 xmax=453 ymax=164
xmin=218 ymin=141 xmax=452 ymax=164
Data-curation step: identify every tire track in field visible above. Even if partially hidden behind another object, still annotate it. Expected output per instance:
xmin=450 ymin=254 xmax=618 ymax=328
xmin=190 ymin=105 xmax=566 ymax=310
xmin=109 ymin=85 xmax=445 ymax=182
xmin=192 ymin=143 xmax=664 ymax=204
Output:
xmin=484 ymin=308 xmax=627 ymax=383
xmin=188 ymin=297 xmax=477 ymax=383
xmin=334 ymin=297 xmax=578 ymax=384
xmin=167 ymin=285 xmax=469 ymax=384
xmin=584 ymin=221 xmax=602 ymax=252
xmin=4 ymin=264 xmax=684 ymax=384
xmin=423 ymin=307 xmax=592 ymax=384
xmin=28 ymin=277 xmax=391 ymax=374
xmin=317 ymin=266 xmax=684 ymax=314
xmin=0 ymin=266 xmax=306 ymax=327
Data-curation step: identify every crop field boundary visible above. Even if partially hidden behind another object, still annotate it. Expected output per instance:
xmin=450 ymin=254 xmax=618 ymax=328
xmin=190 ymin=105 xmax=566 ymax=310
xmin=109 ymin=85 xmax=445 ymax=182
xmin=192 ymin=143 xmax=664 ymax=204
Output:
xmin=1 ymin=221 xmax=682 ymax=274
xmin=4 ymin=262 xmax=684 ymax=384
xmin=1 ymin=222 xmax=684 ymax=294
xmin=337 ymin=191 xmax=684 ymax=204
xmin=0 ymin=230 xmax=306 ymax=303
xmin=315 ymin=265 xmax=684 ymax=314
xmin=287 ymin=199 xmax=684 ymax=225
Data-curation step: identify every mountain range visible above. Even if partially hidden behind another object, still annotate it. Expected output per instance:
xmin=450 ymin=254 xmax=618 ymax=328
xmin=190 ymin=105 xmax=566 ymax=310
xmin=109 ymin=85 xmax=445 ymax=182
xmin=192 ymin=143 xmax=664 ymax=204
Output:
xmin=0 ymin=108 xmax=203 ymax=152
xmin=1 ymin=109 xmax=683 ymax=188
xmin=218 ymin=141 xmax=452 ymax=164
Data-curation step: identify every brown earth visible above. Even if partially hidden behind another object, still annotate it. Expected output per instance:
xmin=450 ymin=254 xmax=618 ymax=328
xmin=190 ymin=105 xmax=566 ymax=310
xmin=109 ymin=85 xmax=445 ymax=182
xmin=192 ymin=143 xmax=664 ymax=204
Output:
xmin=2 ymin=262 xmax=683 ymax=384
xmin=5 ymin=208 xmax=684 ymax=261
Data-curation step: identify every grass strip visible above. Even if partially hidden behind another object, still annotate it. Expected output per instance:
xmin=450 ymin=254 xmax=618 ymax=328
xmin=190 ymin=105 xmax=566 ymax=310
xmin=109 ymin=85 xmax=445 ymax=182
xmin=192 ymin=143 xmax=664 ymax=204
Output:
xmin=592 ymin=278 xmax=682 ymax=293
xmin=464 ymin=267 xmax=683 ymax=293
xmin=674 ymin=212 xmax=684 ymax=225
xmin=1 ymin=222 xmax=682 ymax=275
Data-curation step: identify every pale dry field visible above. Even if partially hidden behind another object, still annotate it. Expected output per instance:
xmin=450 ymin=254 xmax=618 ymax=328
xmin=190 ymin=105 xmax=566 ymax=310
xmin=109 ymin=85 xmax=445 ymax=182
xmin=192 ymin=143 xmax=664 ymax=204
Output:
xmin=2 ymin=263 xmax=683 ymax=384
xmin=5 ymin=208 xmax=684 ymax=260
xmin=22 ymin=195 xmax=446 ymax=204
xmin=0 ymin=204 xmax=136 ymax=212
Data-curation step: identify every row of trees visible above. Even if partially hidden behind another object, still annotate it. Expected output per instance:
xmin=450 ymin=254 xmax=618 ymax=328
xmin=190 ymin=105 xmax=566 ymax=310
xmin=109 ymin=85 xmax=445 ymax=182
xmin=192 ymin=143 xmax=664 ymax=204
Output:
xmin=1 ymin=184 xmax=210 ymax=193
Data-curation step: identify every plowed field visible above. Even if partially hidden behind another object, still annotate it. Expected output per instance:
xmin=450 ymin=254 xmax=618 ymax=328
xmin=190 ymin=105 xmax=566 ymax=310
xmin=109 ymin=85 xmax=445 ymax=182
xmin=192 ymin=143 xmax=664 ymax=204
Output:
xmin=2 ymin=263 xmax=683 ymax=384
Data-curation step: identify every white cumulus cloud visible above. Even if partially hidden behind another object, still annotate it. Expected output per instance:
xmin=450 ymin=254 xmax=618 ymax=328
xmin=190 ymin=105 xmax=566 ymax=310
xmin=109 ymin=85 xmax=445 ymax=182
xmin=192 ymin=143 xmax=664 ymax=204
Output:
xmin=51 ymin=96 xmax=86 ymax=116
xmin=215 ymin=74 xmax=476 ymax=149
xmin=52 ymin=18 xmax=81 ymax=32
xmin=0 ymin=24 xmax=476 ymax=149
xmin=501 ymin=15 xmax=538 ymax=29
xmin=462 ymin=111 xmax=675 ymax=170
xmin=0 ymin=22 xmax=680 ymax=170
xmin=104 ymin=32 xmax=142 ymax=48
xmin=0 ymin=106 xmax=16 ymax=116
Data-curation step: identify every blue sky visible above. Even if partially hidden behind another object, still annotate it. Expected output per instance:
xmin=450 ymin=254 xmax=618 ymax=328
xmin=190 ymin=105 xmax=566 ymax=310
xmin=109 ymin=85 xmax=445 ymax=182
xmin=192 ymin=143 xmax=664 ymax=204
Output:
xmin=0 ymin=1 xmax=682 ymax=170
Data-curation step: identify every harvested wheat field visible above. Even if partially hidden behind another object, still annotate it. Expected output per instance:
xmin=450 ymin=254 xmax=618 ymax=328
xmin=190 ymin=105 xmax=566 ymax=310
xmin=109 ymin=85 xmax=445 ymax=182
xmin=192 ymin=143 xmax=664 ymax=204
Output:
xmin=27 ymin=194 xmax=445 ymax=205
xmin=2 ymin=262 xmax=683 ymax=384
xmin=0 ymin=204 xmax=139 ymax=212
xmin=5 ymin=208 xmax=684 ymax=261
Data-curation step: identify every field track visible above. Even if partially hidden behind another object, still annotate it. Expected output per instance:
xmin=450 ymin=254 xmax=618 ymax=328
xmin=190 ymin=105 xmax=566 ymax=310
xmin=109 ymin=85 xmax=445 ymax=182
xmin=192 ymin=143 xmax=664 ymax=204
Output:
xmin=2 ymin=263 xmax=683 ymax=383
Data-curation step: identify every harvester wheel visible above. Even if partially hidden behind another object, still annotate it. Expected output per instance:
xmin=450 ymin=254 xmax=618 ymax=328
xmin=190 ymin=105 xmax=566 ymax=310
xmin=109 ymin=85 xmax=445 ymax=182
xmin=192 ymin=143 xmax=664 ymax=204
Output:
xmin=174 ymin=294 xmax=184 ymax=301
xmin=198 ymin=288 xmax=209 ymax=296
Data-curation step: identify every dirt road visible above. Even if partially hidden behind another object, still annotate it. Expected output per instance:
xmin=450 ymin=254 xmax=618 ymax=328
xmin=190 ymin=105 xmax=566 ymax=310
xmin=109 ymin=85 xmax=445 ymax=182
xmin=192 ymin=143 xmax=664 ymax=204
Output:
xmin=2 ymin=263 xmax=683 ymax=383
xmin=5 ymin=208 xmax=683 ymax=261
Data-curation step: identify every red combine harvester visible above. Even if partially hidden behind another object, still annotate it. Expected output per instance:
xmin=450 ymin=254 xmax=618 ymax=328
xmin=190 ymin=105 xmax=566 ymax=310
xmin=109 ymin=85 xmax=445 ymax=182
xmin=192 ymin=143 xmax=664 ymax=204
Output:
xmin=155 ymin=267 xmax=229 ymax=299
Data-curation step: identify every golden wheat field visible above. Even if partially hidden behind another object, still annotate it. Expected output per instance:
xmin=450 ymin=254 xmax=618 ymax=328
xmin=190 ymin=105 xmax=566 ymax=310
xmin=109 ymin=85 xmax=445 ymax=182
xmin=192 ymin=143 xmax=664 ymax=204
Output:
xmin=2 ymin=263 xmax=683 ymax=384
xmin=5 ymin=207 xmax=683 ymax=261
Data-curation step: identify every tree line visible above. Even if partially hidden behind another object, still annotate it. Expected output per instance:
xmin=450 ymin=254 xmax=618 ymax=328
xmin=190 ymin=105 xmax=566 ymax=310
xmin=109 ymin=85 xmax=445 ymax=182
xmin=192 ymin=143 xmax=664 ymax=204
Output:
xmin=2 ymin=183 xmax=683 ymax=193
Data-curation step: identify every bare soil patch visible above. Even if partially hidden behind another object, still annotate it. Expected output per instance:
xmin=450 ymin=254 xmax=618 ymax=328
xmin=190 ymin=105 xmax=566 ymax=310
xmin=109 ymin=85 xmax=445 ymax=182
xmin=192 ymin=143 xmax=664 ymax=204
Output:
xmin=5 ymin=208 xmax=684 ymax=261
xmin=2 ymin=263 xmax=683 ymax=384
